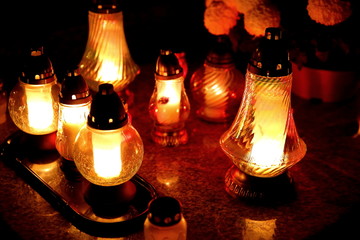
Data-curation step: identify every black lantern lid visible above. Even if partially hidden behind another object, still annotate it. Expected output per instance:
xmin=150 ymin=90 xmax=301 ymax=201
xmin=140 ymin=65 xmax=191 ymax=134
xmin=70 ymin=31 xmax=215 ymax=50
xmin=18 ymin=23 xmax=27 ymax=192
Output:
xmin=247 ymin=28 xmax=292 ymax=77
xmin=148 ymin=196 xmax=183 ymax=227
xmin=59 ymin=68 xmax=92 ymax=105
xmin=155 ymin=49 xmax=183 ymax=80
xmin=19 ymin=46 xmax=57 ymax=84
xmin=205 ymin=35 xmax=234 ymax=68
xmin=87 ymin=83 xmax=128 ymax=130
xmin=89 ymin=0 xmax=122 ymax=13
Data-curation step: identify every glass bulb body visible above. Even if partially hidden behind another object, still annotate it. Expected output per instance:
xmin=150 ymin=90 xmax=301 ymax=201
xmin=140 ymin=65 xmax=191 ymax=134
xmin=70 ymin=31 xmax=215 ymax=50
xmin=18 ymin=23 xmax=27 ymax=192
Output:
xmin=73 ymin=123 xmax=143 ymax=186
xmin=149 ymin=76 xmax=190 ymax=146
xmin=8 ymin=80 xmax=59 ymax=135
xmin=220 ymin=72 xmax=306 ymax=178
xmin=79 ymin=10 xmax=139 ymax=94
xmin=190 ymin=63 xmax=244 ymax=122
xmin=56 ymin=102 xmax=91 ymax=160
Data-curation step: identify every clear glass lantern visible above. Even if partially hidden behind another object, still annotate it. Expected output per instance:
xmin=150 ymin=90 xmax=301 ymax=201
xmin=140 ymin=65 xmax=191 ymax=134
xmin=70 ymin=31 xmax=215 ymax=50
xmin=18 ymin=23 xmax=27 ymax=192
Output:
xmin=79 ymin=0 xmax=139 ymax=103
xmin=220 ymin=28 xmax=307 ymax=200
xmin=8 ymin=46 xmax=59 ymax=135
xmin=56 ymin=68 xmax=92 ymax=161
xmin=190 ymin=35 xmax=245 ymax=123
xmin=149 ymin=50 xmax=190 ymax=147
xmin=73 ymin=84 xmax=143 ymax=187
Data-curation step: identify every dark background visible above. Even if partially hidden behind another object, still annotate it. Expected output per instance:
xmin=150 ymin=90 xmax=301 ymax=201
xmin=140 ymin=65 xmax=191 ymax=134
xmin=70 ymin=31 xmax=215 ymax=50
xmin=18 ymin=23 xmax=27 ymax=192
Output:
xmin=0 ymin=0 xmax=359 ymax=89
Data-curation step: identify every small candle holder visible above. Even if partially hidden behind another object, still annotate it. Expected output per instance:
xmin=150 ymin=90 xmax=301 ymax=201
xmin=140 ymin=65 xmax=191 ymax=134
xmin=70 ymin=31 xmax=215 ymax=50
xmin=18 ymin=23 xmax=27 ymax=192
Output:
xmin=149 ymin=50 xmax=190 ymax=147
xmin=56 ymin=67 xmax=92 ymax=161
xmin=8 ymin=46 xmax=60 ymax=150
xmin=190 ymin=35 xmax=245 ymax=123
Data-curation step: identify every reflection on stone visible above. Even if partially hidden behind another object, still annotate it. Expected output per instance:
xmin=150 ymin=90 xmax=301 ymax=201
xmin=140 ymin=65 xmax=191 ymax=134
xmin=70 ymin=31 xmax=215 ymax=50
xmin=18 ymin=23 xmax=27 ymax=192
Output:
xmin=156 ymin=158 xmax=180 ymax=188
xmin=240 ymin=218 xmax=277 ymax=240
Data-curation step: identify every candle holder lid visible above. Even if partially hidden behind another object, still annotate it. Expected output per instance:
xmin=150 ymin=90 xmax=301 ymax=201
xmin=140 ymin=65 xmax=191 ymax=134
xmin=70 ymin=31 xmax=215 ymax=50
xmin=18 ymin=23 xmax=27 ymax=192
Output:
xmin=59 ymin=68 xmax=92 ymax=104
xmin=87 ymin=83 xmax=128 ymax=130
xmin=19 ymin=46 xmax=56 ymax=84
xmin=155 ymin=49 xmax=183 ymax=80
xmin=89 ymin=0 xmax=122 ymax=13
xmin=205 ymin=35 xmax=234 ymax=67
xmin=248 ymin=27 xmax=292 ymax=77
xmin=147 ymin=196 xmax=182 ymax=226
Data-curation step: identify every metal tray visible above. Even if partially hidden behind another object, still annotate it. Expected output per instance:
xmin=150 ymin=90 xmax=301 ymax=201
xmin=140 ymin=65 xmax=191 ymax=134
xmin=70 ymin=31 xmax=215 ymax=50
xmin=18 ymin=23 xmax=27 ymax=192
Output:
xmin=0 ymin=131 xmax=158 ymax=238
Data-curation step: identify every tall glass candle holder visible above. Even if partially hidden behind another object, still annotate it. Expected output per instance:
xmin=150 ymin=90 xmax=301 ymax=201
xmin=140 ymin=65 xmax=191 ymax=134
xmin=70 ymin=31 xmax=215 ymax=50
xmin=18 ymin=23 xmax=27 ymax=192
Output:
xmin=149 ymin=50 xmax=190 ymax=147
xmin=79 ymin=0 xmax=139 ymax=106
xmin=220 ymin=28 xmax=307 ymax=202
xmin=190 ymin=35 xmax=245 ymax=123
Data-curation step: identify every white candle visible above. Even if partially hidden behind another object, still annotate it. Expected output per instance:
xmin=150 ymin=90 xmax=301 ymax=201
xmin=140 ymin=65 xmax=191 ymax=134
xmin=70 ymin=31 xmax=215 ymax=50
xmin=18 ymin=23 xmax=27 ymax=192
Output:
xmin=26 ymin=86 xmax=54 ymax=131
xmin=92 ymin=130 xmax=122 ymax=179
xmin=58 ymin=105 xmax=90 ymax=159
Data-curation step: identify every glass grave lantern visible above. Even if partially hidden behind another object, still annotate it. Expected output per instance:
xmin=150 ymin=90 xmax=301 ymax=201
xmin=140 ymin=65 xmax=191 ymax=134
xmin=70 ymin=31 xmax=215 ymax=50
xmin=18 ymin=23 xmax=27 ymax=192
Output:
xmin=79 ymin=0 xmax=139 ymax=106
xmin=149 ymin=49 xmax=190 ymax=147
xmin=73 ymin=83 xmax=144 ymax=216
xmin=56 ymin=68 xmax=92 ymax=161
xmin=190 ymin=35 xmax=245 ymax=123
xmin=8 ymin=46 xmax=59 ymax=150
xmin=220 ymin=28 xmax=307 ymax=202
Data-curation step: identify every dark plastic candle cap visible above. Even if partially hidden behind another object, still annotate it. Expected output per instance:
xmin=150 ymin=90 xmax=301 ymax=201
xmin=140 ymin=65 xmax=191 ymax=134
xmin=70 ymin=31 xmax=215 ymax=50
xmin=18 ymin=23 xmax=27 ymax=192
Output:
xmin=59 ymin=68 xmax=92 ymax=105
xmin=147 ymin=196 xmax=183 ymax=227
xmin=89 ymin=0 xmax=122 ymax=13
xmin=155 ymin=49 xmax=183 ymax=80
xmin=247 ymin=27 xmax=292 ymax=77
xmin=19 ymin=46 xmax=57 ymax=84
xmin=87 ymin=83 xmax=128 ymax=130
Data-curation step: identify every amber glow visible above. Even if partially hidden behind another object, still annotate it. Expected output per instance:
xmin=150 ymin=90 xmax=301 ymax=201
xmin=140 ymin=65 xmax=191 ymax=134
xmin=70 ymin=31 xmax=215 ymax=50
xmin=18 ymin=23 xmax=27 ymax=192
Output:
xmin=57 ymin=104 xmax=90 ymax=160
xmin=250 ymin=89 xmax=288 ymax=168
xmin=92 ymin=130 xmax=122 ymax=179
xmin=97 ymin=60 xmax=121 ymax=82
xmin=79 ymin=11 xmax=139 ymax=92
xmin=203 ymin=81 xmax=228 ymax=119
xmin=250 ymin=139 xmax=284 ymax=167
xmin=156 ymin=80 xmax=181 ymax=125
xmin=26 ymin=86 xmax=54 ymax=131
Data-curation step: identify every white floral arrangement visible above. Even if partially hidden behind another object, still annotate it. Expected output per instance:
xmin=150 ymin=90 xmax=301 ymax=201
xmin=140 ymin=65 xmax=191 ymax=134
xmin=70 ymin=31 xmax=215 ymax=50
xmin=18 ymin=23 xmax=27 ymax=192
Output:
xmin=203 ymin=0 xmax=357 ymax=71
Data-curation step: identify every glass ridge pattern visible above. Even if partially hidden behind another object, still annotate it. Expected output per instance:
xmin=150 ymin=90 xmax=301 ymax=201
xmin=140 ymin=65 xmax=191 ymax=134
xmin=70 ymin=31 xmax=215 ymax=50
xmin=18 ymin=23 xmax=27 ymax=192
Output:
xmin=220 ymin=72 xmax=306 ymax=178
xmin=79 ymin=11 xmax=139 ymax=93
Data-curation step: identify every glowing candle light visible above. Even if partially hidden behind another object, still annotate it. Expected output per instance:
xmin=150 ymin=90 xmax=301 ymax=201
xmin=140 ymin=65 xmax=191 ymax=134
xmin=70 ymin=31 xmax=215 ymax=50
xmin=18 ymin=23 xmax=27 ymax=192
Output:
xmin=26 ymin=85 xmax=55 ymax=131
xmin=155 ymin=79 xmax=181 ymax=125
xmin=92 ymin=129 xmax=122 ymax=178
